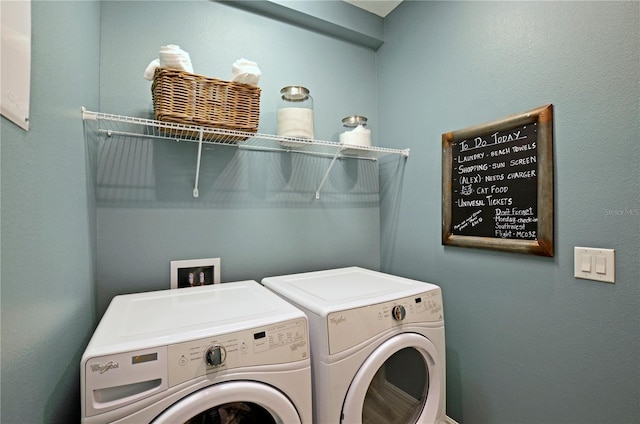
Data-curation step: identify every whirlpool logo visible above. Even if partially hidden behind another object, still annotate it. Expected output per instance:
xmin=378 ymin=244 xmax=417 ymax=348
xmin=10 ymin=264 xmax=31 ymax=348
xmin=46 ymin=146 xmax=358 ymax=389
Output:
xmin=289 ymin=340 xmax=307 ymax=351
xmin=329 ymin=315 xmax=346 ymax=325
xmin=90 ymin=361 xmax=119 ymax=374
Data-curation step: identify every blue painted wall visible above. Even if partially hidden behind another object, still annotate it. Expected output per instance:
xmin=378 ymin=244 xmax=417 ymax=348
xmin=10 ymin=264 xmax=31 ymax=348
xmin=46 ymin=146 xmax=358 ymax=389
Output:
xmin=1 ymin=1 xmax=637 ymax=423
xmin=1 ymin=2 xmax=100 ymax=422
xmin=95 ymin=0 xmax=385 ymax=313
xmin=378 ymin=2 xmax=639 ymax=423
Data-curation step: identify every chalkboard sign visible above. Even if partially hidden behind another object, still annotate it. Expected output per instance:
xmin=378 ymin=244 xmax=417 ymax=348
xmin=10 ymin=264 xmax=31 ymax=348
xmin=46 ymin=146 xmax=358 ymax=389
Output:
xmin=442 ymin=104 xmax=554 ymax=256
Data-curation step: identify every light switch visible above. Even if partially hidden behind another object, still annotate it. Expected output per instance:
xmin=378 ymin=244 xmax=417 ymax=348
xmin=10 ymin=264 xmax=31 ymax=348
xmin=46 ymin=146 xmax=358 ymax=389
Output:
xmin=574 ymin=247 xmax=615 ymax=283
xmin=595 ymin=255 xmax=606 ymax=274
xmin=580 ymin=254 xmax=592 ymax=272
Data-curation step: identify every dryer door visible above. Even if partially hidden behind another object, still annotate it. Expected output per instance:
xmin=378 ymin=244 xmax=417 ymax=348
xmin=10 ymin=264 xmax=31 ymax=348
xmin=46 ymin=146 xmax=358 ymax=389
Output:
xmin=153 ymin=381 xmax=302 ymax=424
xmin=341 ymin=333 xmax=444 ymax=424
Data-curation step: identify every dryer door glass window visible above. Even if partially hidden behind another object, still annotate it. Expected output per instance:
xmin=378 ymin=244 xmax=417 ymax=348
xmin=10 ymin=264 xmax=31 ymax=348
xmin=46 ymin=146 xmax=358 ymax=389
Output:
xmin=362 ymin=347 xmax=428 ymax=424
xmin=185 ymin=402 xmax=277 ymax=424
xmin=154 ymin=381 xmax=302 ymax=424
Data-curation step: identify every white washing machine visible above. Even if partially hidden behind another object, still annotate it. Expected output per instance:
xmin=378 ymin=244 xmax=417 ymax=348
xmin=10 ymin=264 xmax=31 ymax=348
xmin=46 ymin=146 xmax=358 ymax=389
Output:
xmin=81 ymin=280 xmax=312 ymax=423
xmin=262 ymin=267 xmax=446 ymax=424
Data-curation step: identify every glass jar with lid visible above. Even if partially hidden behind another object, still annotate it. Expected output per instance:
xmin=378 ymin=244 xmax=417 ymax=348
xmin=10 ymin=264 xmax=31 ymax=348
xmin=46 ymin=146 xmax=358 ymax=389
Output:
xmin=339 ymin=115 xmax=371 ymax=147
xmin=277 ymin=86 xmax=314 ymax=139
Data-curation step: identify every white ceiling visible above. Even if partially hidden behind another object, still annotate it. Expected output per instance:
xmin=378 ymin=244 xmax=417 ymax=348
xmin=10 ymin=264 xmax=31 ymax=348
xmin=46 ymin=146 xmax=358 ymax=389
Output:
xmin=342 ymin=0 xmax=403 ymax=17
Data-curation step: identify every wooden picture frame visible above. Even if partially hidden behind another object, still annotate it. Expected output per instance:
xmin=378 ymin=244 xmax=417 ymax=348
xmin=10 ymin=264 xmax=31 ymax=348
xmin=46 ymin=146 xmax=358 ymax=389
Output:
xmin=442 ymin=104 xmax=554 ymax=256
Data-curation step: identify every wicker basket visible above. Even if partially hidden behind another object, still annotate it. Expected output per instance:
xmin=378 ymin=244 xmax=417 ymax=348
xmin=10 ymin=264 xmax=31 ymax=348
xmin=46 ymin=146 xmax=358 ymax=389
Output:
xmin=151 ymin=67 xmax=261 ymax=142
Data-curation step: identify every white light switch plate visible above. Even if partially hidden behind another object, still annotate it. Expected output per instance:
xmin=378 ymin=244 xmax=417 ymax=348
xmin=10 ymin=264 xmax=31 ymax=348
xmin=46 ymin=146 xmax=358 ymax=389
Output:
xmin=574 ymin=247 xmax=615 ymax=283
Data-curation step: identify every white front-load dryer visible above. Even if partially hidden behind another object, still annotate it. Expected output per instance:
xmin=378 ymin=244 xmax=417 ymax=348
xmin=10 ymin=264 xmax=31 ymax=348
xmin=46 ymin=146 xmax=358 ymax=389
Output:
xmin=262 ymin=267 xmax=446 ymax=424
xmin=81 ymin=280 xmax=312 ymax=423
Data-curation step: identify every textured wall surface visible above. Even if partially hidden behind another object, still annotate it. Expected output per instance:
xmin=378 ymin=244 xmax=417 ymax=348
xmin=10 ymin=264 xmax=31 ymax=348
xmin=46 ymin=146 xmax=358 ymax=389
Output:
xmin=1 ymin=2 xmax=100 ymax=422
xmin=95 ymin=1 xmax=386 ymax=314
xmin=378 ymin=2 xmax=639 ymax=423
xmin=2 ymin=2 xmax=637 ymax=423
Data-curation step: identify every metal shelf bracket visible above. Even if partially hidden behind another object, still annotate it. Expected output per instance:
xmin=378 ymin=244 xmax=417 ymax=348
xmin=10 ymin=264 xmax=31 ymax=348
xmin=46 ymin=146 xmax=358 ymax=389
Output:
xmin=315 ymin=149 xmax=342 ymax=200
xmin=193 ymin=129 xmax=204 ymax=198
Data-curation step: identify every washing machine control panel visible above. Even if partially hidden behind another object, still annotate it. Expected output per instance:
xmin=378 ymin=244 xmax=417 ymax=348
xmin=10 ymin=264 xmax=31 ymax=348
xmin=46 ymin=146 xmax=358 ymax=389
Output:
xmin=327 ymin=289 xmax=443 ymax=355
xmin=167 ymin=318 xmax=308 ymax=387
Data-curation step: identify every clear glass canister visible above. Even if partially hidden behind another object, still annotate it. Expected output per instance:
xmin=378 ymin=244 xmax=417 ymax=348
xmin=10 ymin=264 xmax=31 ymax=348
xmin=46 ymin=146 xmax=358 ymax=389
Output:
xmin=277 ymin=86 xmax=314 ymax=139
xmin=339 ymin=115 xmax=371 ymax=146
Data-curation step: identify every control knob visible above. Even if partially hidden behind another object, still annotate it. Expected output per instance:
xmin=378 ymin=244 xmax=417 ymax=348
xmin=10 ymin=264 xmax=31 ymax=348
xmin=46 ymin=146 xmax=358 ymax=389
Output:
xmin=392 ymin=305 xmax=406 ymax=321
xmin=205 ymin=345 xmax=226 ymax=367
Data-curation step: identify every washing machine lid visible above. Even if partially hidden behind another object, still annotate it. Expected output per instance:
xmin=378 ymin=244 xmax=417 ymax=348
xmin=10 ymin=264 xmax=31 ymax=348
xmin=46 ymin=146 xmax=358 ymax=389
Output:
xmin=85 ymin=280 xmax=305 ymax=356
xmin=262 ymin=267 xmax=440 ymax=316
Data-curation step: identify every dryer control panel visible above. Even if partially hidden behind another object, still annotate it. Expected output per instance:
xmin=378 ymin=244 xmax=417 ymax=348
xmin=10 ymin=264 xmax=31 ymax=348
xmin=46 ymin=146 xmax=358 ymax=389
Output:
xmin=167 ymin=318 xmax=308 ymax=387
xmin=327 ymin=289 xmax=443 ymax=355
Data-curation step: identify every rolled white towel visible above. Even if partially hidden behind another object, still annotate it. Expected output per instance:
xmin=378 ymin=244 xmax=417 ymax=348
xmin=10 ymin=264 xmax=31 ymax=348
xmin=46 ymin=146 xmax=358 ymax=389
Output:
xmin=143 ymin=59 xmax=160 ymax=81
xmin=159 ymin=44 xmax=193 ymax=73
xmin=143 ymin=45 xmax=194 ymax=80
xmin=231 ymin=58 xmax=261 ymax=86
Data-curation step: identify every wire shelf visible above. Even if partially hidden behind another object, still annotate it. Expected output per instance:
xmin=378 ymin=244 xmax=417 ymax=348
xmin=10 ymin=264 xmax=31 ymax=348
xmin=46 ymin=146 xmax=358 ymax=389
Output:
xmin=81 ymin=108 xmax=409 ymax=198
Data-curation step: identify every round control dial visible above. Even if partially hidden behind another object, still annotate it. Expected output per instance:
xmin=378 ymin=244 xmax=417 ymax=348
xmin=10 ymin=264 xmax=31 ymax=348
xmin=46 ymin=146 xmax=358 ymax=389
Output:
xmin=205 ymin=345 xmax=226 ymax=367
xmin=392 ymin=305 xmax=406 ymax=321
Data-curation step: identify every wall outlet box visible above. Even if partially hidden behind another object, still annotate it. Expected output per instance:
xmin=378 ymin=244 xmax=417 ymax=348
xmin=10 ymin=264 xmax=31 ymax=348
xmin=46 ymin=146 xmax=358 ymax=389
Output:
xmin=574 ymin=247 xmax=615 ymax=283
